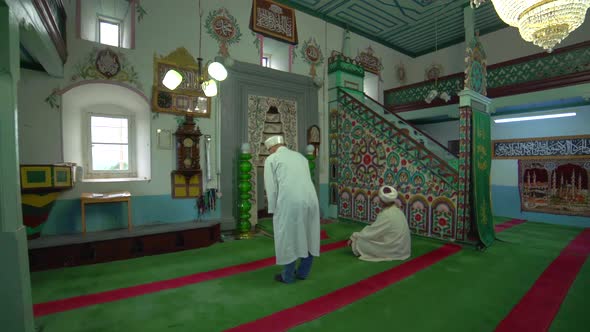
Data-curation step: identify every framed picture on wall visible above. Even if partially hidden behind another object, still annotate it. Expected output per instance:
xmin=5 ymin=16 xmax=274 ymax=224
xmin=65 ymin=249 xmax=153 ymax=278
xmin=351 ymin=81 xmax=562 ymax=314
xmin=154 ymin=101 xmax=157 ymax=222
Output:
xmin=151 ymin=47 xmax=211 ymax=118
xmin=157 ymin=129 xmax=172 ymax=150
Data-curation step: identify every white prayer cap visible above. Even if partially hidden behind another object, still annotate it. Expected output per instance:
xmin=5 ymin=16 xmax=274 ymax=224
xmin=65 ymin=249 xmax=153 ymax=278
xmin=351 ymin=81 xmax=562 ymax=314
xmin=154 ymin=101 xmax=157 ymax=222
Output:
xmin=378 ymin=185 xmax=398 ymax=203
xmin=264 ymin=135 xmax=285 ymax=150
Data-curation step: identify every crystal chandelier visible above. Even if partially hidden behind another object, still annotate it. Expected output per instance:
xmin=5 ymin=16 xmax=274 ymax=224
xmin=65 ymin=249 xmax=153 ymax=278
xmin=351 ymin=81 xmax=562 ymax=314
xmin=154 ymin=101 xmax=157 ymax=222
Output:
xmin=470 ymin=0 xmax=590 ymax=52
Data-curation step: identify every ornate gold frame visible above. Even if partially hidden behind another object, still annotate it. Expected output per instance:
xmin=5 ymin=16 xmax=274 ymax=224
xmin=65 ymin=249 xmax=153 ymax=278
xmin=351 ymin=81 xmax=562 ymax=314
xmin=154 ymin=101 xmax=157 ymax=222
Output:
xmin=151 ymin=47 xmax=212 ymax=118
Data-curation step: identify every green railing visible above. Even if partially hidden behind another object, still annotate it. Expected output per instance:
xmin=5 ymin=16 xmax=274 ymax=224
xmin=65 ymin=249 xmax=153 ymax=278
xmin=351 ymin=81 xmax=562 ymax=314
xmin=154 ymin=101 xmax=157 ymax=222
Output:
xmin=384 ymin=41 xmax=590 ymax=111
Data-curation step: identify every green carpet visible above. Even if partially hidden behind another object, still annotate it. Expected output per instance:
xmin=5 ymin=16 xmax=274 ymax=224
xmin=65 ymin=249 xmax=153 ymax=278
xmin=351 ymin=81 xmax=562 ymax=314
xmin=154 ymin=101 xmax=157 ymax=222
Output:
xmin=31 ymin=218 xmax=589 ymax=332
xmin=291 ymin=221 xmax=584 ymax=332
xmin=549 ymin=249 xmax=590 ymax=332
xmin=34 ymin=233 xmax=441 ymax=331
xmin=31 ymin=222 xmax=360 ymax=304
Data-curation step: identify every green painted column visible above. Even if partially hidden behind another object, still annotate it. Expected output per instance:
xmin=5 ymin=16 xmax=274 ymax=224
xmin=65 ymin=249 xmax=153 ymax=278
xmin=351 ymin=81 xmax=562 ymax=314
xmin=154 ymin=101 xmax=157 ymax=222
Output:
xmin=236 ymin=143 xmax=252 ymax=239
xmin=0 ymin=3 xmax=35 ymax=332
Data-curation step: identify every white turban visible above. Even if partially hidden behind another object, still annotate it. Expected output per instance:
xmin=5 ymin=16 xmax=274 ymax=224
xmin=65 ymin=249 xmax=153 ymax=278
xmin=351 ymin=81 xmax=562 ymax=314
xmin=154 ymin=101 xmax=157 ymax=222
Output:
xmin=378 ymin=185 xmax=398 ymax=203
xmin=264 ymin=135 xmax=285 ymax=150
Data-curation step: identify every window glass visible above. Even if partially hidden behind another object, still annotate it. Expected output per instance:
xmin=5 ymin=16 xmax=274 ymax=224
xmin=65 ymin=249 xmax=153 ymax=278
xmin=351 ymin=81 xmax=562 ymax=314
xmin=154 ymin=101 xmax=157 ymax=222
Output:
xmin=90 ymin=115 xmax=129 ymax=172
xmin=99 ymin=20 xmax=120 ymax=47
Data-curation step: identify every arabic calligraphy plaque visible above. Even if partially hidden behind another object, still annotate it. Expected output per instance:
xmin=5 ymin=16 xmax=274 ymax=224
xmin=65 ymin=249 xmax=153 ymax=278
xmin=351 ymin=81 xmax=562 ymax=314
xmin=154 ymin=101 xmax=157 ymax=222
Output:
xmin=493 ymin=135 xmax=590 ymax=160
xmin=250 ymin=0 xmax=298 ymax=44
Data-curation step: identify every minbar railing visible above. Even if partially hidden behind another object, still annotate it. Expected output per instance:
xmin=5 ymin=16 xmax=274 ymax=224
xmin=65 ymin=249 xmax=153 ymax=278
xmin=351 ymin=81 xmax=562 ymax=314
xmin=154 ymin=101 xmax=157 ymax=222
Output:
xmin=338 ymin=88 xmax=459 ymax=187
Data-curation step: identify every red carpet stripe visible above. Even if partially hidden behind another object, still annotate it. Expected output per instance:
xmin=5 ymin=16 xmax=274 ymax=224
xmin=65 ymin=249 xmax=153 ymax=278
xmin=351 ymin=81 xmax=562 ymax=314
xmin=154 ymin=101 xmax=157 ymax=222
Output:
xmin=495 ymin=219 xmax=526 ymax=232
xmin=34 ymin=239 xmax=348 ymax=317
xmin=225 ymin=243 xmax=462 ymax=332
xmin=495 ymin=228 xmax=590 ymax=332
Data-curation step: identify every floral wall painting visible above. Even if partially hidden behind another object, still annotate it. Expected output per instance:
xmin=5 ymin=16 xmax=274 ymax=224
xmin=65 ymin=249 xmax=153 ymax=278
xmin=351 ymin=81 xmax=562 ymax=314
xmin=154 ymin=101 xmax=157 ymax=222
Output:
xmin=300 ymin=37 xmax=324 ymax=79
xmin=253 ymin=31 xmax=262 ymax=53
xmin=206 ymin=7 xmax=242 ymax=58
xmin=124 ymin=0 xmax=147 ymax=21
xmin=394 ymin=61 xmax=407 ymax=85
xmin=72 ymin=47 xmax=142 ymax=88
xmin=45 ymin=47 xmax=142 ymax=110
xmin=425 ymin=63 xmax=444 ymax=81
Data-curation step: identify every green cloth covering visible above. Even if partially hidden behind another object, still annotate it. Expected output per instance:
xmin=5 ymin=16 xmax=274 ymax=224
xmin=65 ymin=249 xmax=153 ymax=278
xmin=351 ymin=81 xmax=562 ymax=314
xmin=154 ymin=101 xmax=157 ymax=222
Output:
xmin=471 ymin=110 xmax=495 ymax=247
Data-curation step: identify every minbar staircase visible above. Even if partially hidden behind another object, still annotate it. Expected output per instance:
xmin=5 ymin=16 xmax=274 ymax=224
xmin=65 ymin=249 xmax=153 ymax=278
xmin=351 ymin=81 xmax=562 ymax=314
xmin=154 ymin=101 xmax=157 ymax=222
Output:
xmin=329 ymin=87 xmax=476 ymax=244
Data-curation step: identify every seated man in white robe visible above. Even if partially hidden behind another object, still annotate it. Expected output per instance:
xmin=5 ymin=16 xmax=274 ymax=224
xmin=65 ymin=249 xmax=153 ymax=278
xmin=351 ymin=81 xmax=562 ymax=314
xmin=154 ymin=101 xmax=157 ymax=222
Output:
xmin=348 ymin=185 xmax=411 ymax=262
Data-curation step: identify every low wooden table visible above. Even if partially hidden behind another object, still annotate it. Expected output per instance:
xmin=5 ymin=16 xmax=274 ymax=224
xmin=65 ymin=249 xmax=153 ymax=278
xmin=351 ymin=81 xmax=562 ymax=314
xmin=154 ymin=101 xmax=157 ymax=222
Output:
xmin=80 ymin=191 xmax=132 ymax=235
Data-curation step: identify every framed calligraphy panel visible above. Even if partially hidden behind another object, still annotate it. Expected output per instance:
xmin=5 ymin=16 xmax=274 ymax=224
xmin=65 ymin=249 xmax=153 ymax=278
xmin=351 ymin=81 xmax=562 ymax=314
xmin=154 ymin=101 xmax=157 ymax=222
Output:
xmin=151 ymin=47 xmax=211 ymax=118
xmin=250 ymin=0 xmax=298 ymax=45
xmin=493 ymin=135 xmax=590 ymax=160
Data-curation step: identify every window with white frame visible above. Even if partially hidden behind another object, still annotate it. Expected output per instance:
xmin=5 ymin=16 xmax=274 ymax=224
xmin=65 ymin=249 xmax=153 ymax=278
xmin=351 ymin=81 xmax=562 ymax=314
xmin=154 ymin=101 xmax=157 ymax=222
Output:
xmin=86 ymin=114 xmax=136 ymax=179
xmin=62 ymin=83 xmax=151 ymax=182
xmin=98 ymin=18 xmax=121 ymax=47
xmin=78 ymin=1 xmax=134 ymax=49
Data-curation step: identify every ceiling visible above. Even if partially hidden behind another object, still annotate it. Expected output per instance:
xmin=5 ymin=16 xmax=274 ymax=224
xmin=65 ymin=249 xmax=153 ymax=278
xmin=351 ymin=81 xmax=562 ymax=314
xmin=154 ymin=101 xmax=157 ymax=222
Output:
xmin=274 ymin=0 xmax=506 ymax=57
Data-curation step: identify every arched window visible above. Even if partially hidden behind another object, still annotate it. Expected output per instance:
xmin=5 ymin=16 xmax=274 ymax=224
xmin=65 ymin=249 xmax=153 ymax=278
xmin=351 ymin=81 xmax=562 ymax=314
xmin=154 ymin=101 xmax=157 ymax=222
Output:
xmin=61 ymin=83 xmax=150 ymax=181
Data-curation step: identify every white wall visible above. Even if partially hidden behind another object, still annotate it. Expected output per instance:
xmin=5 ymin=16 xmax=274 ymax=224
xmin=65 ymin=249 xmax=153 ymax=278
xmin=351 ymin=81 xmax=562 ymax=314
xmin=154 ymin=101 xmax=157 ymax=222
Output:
xmin=17 ymin=69 xmax=62 ymax=164
xmin=263 ymin=37 xmax=290 ymax=72
xmin=417 ymin=106 xmax=590 ymax=189
xmin=18 ymin=0 xmax=411 ymax=199
xmin=363 ymin=71 xmax=381 ymax=103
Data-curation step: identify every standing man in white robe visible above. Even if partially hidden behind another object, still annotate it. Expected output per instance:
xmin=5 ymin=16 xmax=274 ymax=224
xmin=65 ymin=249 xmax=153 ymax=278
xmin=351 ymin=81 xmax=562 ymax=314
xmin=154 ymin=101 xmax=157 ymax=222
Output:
xmin=264 ymin=135 xmax=320 ymax=284
xmin=348 ymin=185 xmax=411 ymax=262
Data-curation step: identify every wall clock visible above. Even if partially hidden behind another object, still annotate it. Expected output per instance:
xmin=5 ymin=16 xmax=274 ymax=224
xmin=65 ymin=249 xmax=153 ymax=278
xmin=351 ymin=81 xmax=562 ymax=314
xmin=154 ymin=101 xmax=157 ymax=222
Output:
xmin=174 ymin=116 xmax=202 ymax=174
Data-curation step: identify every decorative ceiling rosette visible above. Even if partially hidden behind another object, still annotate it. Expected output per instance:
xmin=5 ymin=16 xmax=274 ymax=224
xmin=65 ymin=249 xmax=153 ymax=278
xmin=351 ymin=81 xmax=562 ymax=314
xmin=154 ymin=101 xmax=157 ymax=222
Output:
xmin=206 ymin=7 xmax=242 ymax=58
xmin=300 ymin=37 xmax=324 ymax=79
